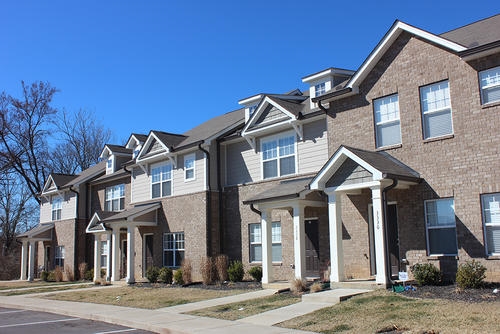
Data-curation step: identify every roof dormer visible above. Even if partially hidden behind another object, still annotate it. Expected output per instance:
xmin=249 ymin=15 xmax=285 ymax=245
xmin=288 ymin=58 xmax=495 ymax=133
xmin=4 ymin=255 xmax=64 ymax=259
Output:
xmin=100 ymin=144 xmax=133 ymax=175
xmin=126 ymin=133 xmax=148 ymax=159
xmin=302 ymin=67 xmax=355 ymax=109
xmin=238 ymin=94 xmax=264 ymax=123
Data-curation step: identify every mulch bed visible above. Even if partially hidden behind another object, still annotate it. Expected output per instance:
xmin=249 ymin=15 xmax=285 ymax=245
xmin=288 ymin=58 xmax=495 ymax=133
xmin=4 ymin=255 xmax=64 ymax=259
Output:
xmin=397 ymin=282 xmax=499 ymax=303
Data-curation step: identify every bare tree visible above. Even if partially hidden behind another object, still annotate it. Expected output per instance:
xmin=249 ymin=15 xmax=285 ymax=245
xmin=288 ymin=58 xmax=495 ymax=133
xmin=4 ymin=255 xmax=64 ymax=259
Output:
xmin=0 ymin=81 xmax=58 ymax=203
xmin=53 ymin=108 xmax=111 ymax=174
xmin=0 ymin=174 xmax=38 ymax=255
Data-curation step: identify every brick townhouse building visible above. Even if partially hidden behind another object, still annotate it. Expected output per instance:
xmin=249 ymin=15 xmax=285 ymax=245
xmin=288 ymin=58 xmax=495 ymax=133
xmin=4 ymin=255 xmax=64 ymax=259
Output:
xmin=19 ymin=14 xmax=500 ymax=286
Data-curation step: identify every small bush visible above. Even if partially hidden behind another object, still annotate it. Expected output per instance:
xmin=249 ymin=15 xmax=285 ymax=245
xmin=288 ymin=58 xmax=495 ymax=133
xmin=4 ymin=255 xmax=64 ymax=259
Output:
xmin=54 ymin=266 xmax=64 ymax=282
xmin=78 ymin=263 xmax=88 ymax=280
xmin=228 ymin=260 xmax=244 ymax=282
xmin=47 ymin=271 xmax=56 ymax=282
xmin=40 ymin=271 xmax=49 ymax=281
xmin=248 ymin=266 xmax=262 ymax=282
xmin=411 ymin=263 xmax=441 ymax=286
xmin=101 ymin=268 xmax=107 ymax=279
xmin=215 ymin=255 xmax=228 ymax=282
xmin=310 ymin=281 xmax=323 ymax=293
xmin=146 ymin=266 xmax=160 ymax=283
xmin=158 ymin=267 xmax=173 ymax=284
xmin=200 ymin=257 xmax=215 ymax=285
xmin=291 ymin=278 xmax=307 ymax=293
xmin=181 ymin=259 xmax=192 ymax=284
xmin=456 ymin=260 xmax=487 ymax=289
xmin=174 ymin=269 xmax=184 ymax=285
xmin=84 ymin=269 xmax=94 ymax=281
xmin=64 ymin=265 xmax=74 ymax=281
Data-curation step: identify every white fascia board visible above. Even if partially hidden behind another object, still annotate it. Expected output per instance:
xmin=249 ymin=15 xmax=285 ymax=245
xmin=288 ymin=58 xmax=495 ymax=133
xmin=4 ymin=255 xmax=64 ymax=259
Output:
xmin=241 ymin=96 xmax=295 ymax=136
xmin=347 ymin=21 xmax=467 ymax=89
xmin=238 ymin=94 xmax=263 ymax=106
xmin=99 ymin=146 xmax=113 ymax=159
xmin=136 ymin=132 xmax=171 ymax=162
xmin=302 ymin=68 xmax=355 ymax=83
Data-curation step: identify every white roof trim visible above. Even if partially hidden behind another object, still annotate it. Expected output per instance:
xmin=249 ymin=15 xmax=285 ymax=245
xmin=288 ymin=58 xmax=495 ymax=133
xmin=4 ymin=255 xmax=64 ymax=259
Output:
xmin=241 ymin=96 xmax=296 ymax=136
xmin=347 ymin=21 xmax=467 ymax=90
xmin=136 ymin=132 xmax=172 ymax=164
xmin=302 ymin=68 xmax=355 ymax=83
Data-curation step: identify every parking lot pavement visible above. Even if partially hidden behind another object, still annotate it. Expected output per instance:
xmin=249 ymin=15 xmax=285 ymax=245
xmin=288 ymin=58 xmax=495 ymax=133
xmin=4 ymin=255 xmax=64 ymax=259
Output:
xmin=0 ymin=307 xmax=154 ymax=334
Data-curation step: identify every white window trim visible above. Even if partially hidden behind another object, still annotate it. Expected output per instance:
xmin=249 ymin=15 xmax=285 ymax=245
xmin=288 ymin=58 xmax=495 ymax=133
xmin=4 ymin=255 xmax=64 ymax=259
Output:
xmin=420 ymin=80 xmax=453 ymax=139
xmin=100 ymin=240 xmax=108 ymax=268
xmin=55 ymin=245 xmax=65 ymax=267
xmin=260 ymin=131 xmax=297 ymax=180
xmin=163 ymin=232 xmax=185 ymax=268
xmin=51 ymin=196 xmax=63 ymax=221
xmin=479 ymin=66 xmax=500 ymax=105
xmin=184 ymin=153 xmax=196 ymax=182
xmin=424 ymin=198 xmax=458 ymax=256
xmin=105 ymin=184 xmax=125 ymax=212
xmin=249 ymin=223 xmax=262 ymax=263
xmin=314 ymin=82 xmax=326 ymax=97
xmin=150 ymin=162 xmax=173 ymax=199
xmin=271 ymin=222 xmax=282 ymax=263
xmin=373 ymin=94 xmax=401 ymax=148
xmin=106 ymin=156 xmax=114 ymax=174
xmin=481 ymin=193 xmax=500 ymax=256
xmin=249 ymin=222 xmax=282 ymax=263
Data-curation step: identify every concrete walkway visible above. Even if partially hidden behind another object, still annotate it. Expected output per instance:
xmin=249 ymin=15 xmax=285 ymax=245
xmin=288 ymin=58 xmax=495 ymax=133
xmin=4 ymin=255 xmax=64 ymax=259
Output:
xmin=0 ymin=286 xmax=371 ymax=334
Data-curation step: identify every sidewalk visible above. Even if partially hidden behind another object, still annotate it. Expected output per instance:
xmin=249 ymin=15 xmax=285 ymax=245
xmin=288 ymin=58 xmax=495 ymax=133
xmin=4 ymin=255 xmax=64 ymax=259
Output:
xmin=0 ymin=286 xmax=371 ymax=334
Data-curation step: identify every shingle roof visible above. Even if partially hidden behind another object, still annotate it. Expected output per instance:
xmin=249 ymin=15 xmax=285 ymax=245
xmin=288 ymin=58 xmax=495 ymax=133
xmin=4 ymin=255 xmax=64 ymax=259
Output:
xmin=18 ymin=223 xmax=54 ymax=239
xmin=151 ymin=131 xmax=187 ymax=149
xmin=131 ymin=133 xmax=148 ymax=142
xmin=51 ymin=173 xmax=77 ymax=188
xmin=266 ymin=96 xmax=306 ymax=118
xmin=63 ymin=160 xmax=106 ymax=187
xmin=91 ymin=167 xmax=129 ymax=184
xmin=243 ymin=177 xmax=313 ymax=204
xmin=440 ymin=14 xmax=500 ymax=48
xmin=105 ymin=144 xmax=133 ymax=155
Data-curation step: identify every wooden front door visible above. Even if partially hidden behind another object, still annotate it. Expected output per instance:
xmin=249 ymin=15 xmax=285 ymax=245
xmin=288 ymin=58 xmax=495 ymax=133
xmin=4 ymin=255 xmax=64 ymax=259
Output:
xmin=305 ymin=219 xmax=320 ymax=277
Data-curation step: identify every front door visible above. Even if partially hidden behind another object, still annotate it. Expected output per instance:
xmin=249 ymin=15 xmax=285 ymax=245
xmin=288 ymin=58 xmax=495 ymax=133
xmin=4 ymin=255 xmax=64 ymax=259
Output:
xmin=121 ymin=239 xmax=127 ymax=279
xmin=144 ymin=234 xmax=154 ymax=276
xmin=305 ymin=219 xmax=320 ymax=277
xmin=386 ymin=204 xmax=400 ymax=278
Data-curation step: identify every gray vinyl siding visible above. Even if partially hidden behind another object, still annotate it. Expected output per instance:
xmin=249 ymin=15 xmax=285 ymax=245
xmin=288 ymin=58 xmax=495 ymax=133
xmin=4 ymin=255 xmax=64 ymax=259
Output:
xmin=39 ymin=192 xmax=77 ymax=223
xmin=131 ymin=167 xmax=149 ymax=203
xmin=225 ymin=140 xmax=259 ymax=186
xmin=297 ymin=119 xmax=328 ymax=174
xmin=39 ymin=198 xmax=52 ymax=223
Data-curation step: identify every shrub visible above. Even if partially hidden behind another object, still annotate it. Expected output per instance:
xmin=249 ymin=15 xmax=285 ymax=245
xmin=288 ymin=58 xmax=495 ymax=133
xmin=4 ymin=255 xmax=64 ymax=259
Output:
xmin=248 ymin=266 xmax=262 ymax=282
xmin=78 ymin=263 xmax=88 ymax=281
xmin=101 ymin=268 xmax=107 ymax=279
xmin=84 ymin=269 xmax=94 ymax=281
xmin=146 ymin=266 xmax=160 ymax=283
xmin=310 ymin=281 xmax=323 ymax=293
xmin=456 ymin=260 xmax=487 ymax=289
xmin=411 ymin=263 xmax=441 ymax=286
xmin=40 ymin=271 xmax=49 ymax=281
xmin=64 ymin=265 xmax=74 ymax=281
xmin=174 ymin=269 xmax=184 ymax=285
xmin=228 ymin=260 xmax=244 ymax=282
xmin=47 ymin=271 xmax=56 ymax=282
xmin=158 ymin=267 xmax=173 ymax=284
xmin=215 ymin=255 xmax=228 ymax=282
xmin=181 ymin=259 xmax=192 ymax=284
xmin=291 ymin=278 xmax=307 ymax=293
xmin=200 ymin=257 xmax=215 ymax=285
xmin=54 ymin=266 xmax=64 ymax=282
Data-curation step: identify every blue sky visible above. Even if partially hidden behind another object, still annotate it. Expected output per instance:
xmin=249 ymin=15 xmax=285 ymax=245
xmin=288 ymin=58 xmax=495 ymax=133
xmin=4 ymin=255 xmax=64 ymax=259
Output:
xmin=1 ymin=1 xmax=499 ymax=144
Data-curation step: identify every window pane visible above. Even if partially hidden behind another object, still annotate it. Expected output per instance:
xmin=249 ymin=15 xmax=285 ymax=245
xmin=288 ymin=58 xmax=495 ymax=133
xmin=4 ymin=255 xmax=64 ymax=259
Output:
xmin=428 ymin=228 xmax=457 ymax=255
xmin=175 ymin=250 xmax=184 ymax=267
xmin=480 ymin=67 xmax=500 ymax=88
xmin=251 ymin=244 xmax=262 ymax=262
xmin=186 ymin=169 xmax=194 ymax=179
xmin=162 ymin=181 xmax=171 ymax=197
xmin=152 ymin=167 xmax=161 ymax=183
xmin=423 ymin=108 xmax=452 ymax=139
xmin=482 ymin=194 xmax=500 ymax=225
xmin=272 ymin=243 xmax=282 ymax=262
xmin=278 ymin=136 xmax=295 ymax=156
xmin=374 ymin=95 xmax=401 ymax=148
xmin=421 ymin=82 xmax=450 ymax=112
xmin=164 ymin=250 xmax=173 ymax=267
xmin=250 ymin=224 xmax=261 ymax=243
xmin=272 ymin=222 xmax=281 ymax=242
xmin=376 ymin=121 xmax=401 ymax=147
xmin=426 ymin=199 xmax=455 ymax=227
xmin=486 ymin=226 xmax=500 ymax=254
xmin=152 ymin=183 xmax=160 ymax=198
xmin=262 ymin=141 xmax=277 ymax=160
xmin=263 ymin=160 xmax=278 ymax=179
xmin=483 ymin=85 xmax=500 ymax=104
xmin=374 ymin=95 xmax=399 ymax=123
xmin=279 ymin=156 xmax=295 ymax=176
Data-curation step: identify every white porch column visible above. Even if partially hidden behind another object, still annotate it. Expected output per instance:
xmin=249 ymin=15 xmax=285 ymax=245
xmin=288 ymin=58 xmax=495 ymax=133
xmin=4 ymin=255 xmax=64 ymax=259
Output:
xmin=111 ymin=227 xmax=120 ymax=281
xmin=126 ymin=225 xmax=135 ymax=284
xmin=106 ymin=233 xmax=111 ymax=281
xmin=292 ymin=204 xmax=306 ymax=279
xmin=93 ymin=235 xmax=101 ymax=281
xmin=27 ymin=240 xmax=36 ymax=281
xmin=261 ymin=209 xmax=273 ymax=284
xmin=20 ymin=240 xmax=28 ymax=280
xmin=371 ymin=185 xmax=387 ymax=285
xmin=326 ymin=190 xmax=344 ymax=282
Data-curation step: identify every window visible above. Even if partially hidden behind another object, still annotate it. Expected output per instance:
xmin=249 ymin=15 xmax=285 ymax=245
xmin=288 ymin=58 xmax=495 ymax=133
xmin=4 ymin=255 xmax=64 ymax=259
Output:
xmin=249 ymin=224 xmax=262 ymax=262
xmin=55 ymin=246 xmax=65 ymax=267
xmin=248 ymin=105 xmax=258 ymax=117
xmin=425 ymin=198 xmax=458 ymax=255
xmin=151 ymin=163 xmax=172 ymax=198
xmin=163 ymin=232 xmax=184 ymax=267
xmin=100 ymin=240 xmax=108 ymax=267
xmin=184 ymin=154 xmax=195 ymax=181
xmin=106 ymin=157 xmax=114 ymax=174
xmin=374 ymin=94 xmax=401 ymax=148
xmin=479 ymin=66 xmax=500 ymax=104
xmin=481 ymin=193 xmax=500 ymax=255
xmin=262 ymin=134 xmax=296 ymax=179
xmin=420 ymin=81 xmax=453 ymax=139
xmin=249 ymin=222 xmax=282 ymax=263
xmin=315 ymin=82 xmax=326 ymax=97
xmin=105 ymin=184 xmax=125 ymax=211
xmin=51 ymin=196 xmax=62 ymax=221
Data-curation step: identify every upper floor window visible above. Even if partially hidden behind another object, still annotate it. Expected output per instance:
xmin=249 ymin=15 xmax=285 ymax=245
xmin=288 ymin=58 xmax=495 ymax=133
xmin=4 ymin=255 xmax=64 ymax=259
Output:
xmin=420 ymin=81 xmax=453 ymax=139
xmin=314 ymin=82 xmax=326 ymax=97
xmin=261 ymin=134 xmax=296 ymax=179
xmin=425 ymin=198 xmax=458 ymax=256
xmin=151 ymin=163 xmax=172 ymax=198
xmin=479 ymin=66 xmax=500 ymax=105
xmin=51 ymin=196 xmax=62 ymax=221
xmin=105 ymin=184 xmax=125 ymax=211
xmin=481 ymin=193 xmax=500 ymax=256
xmin=373 ymin=94 xmax=401 ymax=148
xmin=184 ymin=154 xmax=195 ymax=181
xmin=106 ymin=157 xmax=114 ymax=174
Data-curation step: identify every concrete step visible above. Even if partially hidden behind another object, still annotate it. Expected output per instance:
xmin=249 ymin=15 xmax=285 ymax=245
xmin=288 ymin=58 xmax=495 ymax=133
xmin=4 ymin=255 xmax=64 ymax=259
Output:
xmin=329 ymin=280 xmax=384 ymax=290
xmin=301 ymin=288 xmax=372 ymax=303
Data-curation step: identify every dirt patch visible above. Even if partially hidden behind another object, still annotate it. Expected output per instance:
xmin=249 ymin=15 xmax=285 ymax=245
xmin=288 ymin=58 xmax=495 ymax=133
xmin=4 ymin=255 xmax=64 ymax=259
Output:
xmin=397 ymin=282 xmax=499 ymax=303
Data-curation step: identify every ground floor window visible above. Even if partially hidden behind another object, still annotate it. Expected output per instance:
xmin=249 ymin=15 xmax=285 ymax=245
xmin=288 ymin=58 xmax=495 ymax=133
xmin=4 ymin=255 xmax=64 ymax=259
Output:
xmin=100 ymin=240 xmax=108 ymax=267
xmin=425 ymin=198 xmax=458 ymax=255
xmin=55 ymin=245 xmax=65 ymax=268
xmin=481 ymin=193 xmax=500 ymax=255
xmin=249 ymin=222 xmax=282 ymax=263
xmin=163 ymin=232 xmax=184 ymax=267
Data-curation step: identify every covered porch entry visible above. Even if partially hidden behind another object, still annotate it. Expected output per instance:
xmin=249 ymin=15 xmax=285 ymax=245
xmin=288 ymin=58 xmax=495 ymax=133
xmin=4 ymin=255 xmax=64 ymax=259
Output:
xmin=86 ymin=202 xmax=160 ymax=284
xmin=17 ymin=223 xmax=54 ymax=281
xmin=310 ymin=146 xmax=420 ymax=286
